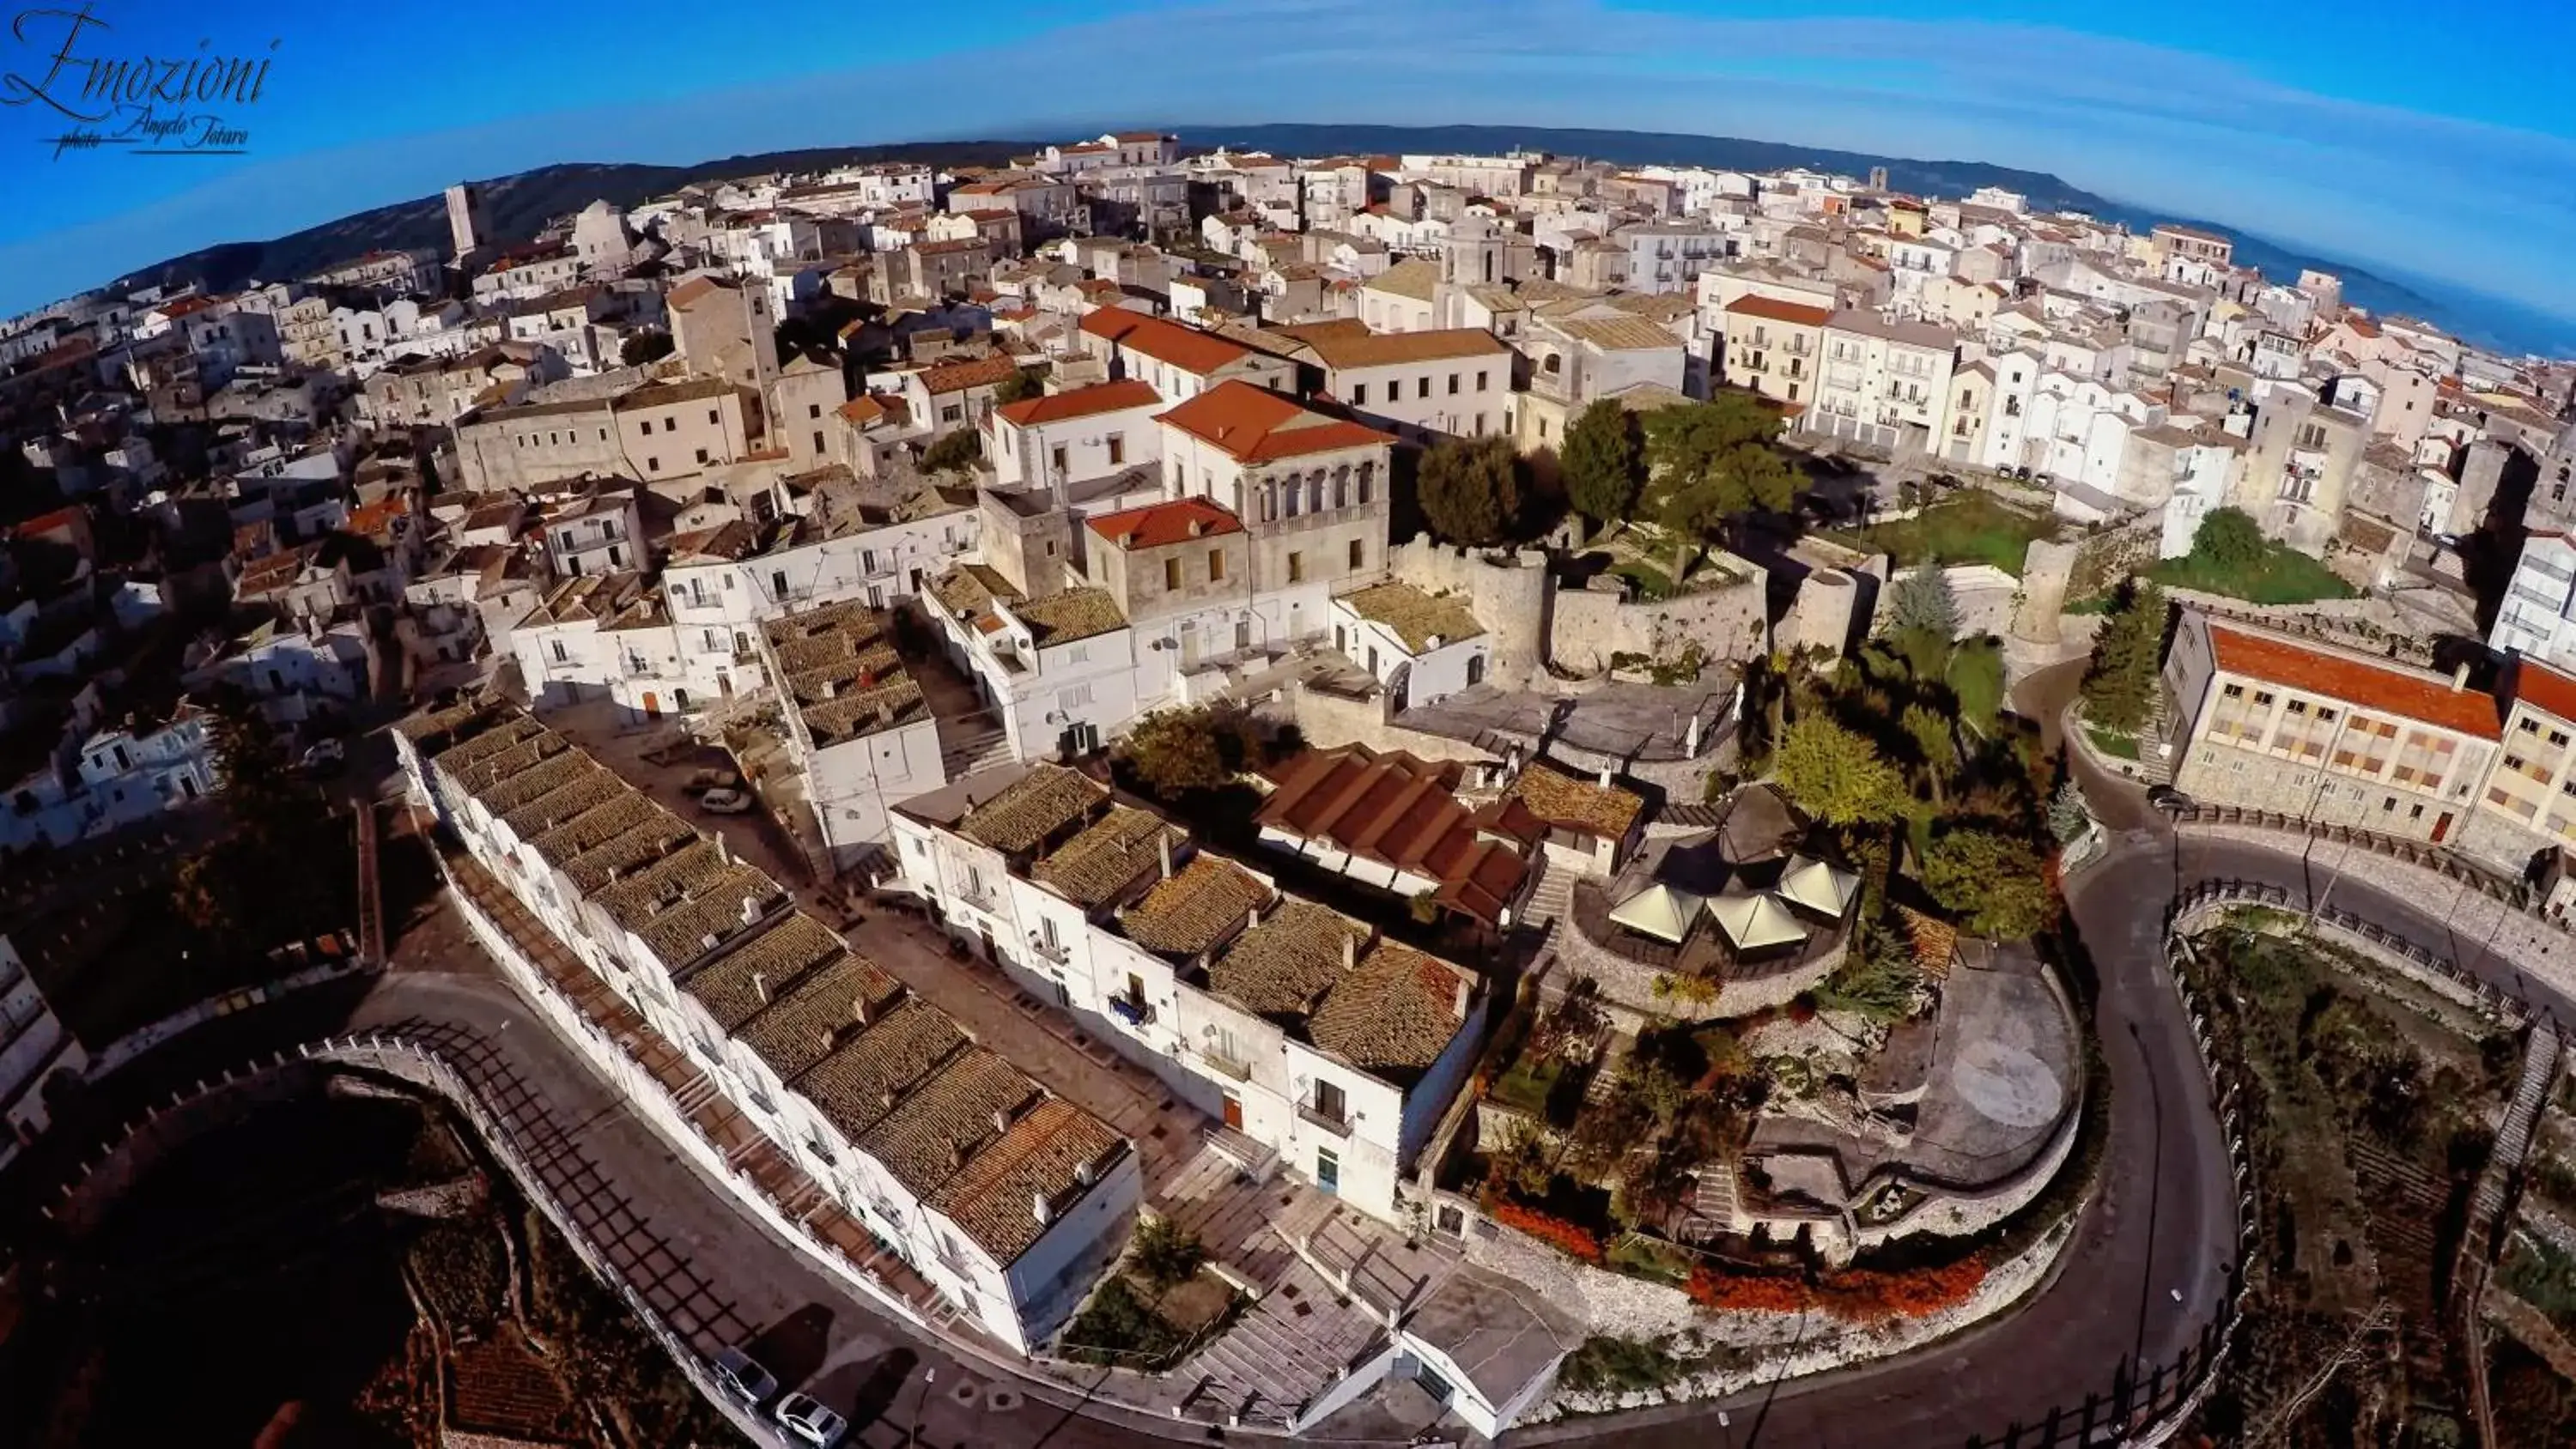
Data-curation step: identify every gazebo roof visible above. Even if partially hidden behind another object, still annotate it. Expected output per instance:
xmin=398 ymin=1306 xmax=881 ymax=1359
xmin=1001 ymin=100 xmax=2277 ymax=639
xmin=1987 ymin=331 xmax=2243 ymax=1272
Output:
xmin=1707 ymin=889 xmax=1807 ymax=952
xmin=1778 ymin=855 xmax=1860 ymax=919
xmin=1608 ymin=882 xmax=1706 ymax=944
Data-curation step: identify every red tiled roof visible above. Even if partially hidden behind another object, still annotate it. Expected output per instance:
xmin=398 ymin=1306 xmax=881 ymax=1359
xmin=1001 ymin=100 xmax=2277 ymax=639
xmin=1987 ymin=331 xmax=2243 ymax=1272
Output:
xmin=995 ymin=379 xmax=1160 ymax=427
xmin=1085 ymin=498 xmax=1242 ymax=551
xmin=1077 ymin=309 xmax=1249 ymax=375
xmin=667 ymin=277 xmax=726 ymax=309
xmin=919 ymin=354 xmax=1023 ymax=394
xmin=2208 ymin=625 xmax=2500 ymax=738
xmin=1254 ymin=746 xmax=1537 ymax=927
xmin=2510 ymin=656 xmax=2576 ymax=727
xmin=1724 ymin=294 xmax=1834 ymax=327
xmin=1155 ymin=380 xmax=1394 ymax=464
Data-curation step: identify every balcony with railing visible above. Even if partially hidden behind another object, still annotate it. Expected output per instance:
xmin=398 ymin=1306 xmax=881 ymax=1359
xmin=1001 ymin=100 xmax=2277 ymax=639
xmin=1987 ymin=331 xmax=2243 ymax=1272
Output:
xmin=1199 ymin=1046 xmax=1253 ymax=1082
xmin=1297 ymin=1097 xmax=1353 ymax=1137
xmin=1028 ymin=931 xmax=1070 ymax=966
xmin=1108 ymin=991 xmax=1156 ymax=1028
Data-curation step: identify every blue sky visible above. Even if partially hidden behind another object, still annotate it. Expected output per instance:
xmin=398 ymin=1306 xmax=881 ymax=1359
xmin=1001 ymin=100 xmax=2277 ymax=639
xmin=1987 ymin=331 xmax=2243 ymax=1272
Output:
xmin=3 ymin=0 xmax=2574 ymax=338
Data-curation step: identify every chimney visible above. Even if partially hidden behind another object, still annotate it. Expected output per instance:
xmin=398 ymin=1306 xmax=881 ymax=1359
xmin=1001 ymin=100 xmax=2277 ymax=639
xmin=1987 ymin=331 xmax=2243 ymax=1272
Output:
xmin=821 ymin=678 xmax=838 ymax=699
xmin=714 ymin=831 xmax=731 ymax=864
xmin=740 ymin=894 xmax=762 ymax=925
xmin=949 ymin=1141 xmax=969 ymax=1172
xmin=1157 ymin=831 xmax=1174 ymax=881
xmin=992 ymin=1106 xmax=1013 ymax=1136
xmin=1342 ymin=931 xmax=1358 ymax=970
xmin=852 ymin=994 xmax=871 ymax=1028
xmin=2452 ymin=660 xmax=2471 ymax=692
xmin=751 ymin=970 xmax=769 ymax=1004
xmin=878 ymin=1088 xmax=897 ymax=1111
xmin=1031 ymin=1189 xmax=1054 ymax=1225
xmin=1453 ymin=974 xmax=1473 ymax=1018
xmin=1246 ymin=906 xmax=1261 ymax=932
xmin=1598 ymin=764 xmax=1613 ymax=789
xmin=1074 ymin=1157 xmax=1097 ymax=1188
xmin=817 ymin=1026 xmax=838 ymax=1055
xmin=878 ymin=701 xmax=896 ymax=727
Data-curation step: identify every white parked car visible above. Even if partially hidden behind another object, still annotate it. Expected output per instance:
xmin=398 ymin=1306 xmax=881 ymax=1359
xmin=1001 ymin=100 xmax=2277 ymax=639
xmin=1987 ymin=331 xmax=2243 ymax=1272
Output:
xmin=300 ymin=738 xmax=346 ymax=773
xmin=773 ymin=1391 xmax=848 ymax=1447
xmin=697 ymin=787 xmax=755 ymax=815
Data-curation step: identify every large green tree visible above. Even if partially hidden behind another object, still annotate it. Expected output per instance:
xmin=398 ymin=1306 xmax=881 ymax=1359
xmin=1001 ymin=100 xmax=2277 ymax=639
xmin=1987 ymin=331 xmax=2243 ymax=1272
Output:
xmin=2080 ymin=580 xmax=2168 ymax=735
xmin=1774 ymin=715 xmax=1910 ymax=827
xmin=994 ymin=366 xmax=1048 ymax=406
xmin=2190 ymin=506 xmax=2266 ymax=572
xmin=1922 ymin=828 xmax=2054 ymax=937
xmin=1559 ymin=399 xmax=1643 ymax=540
xmin=1886 ymin=558 xmax=1961 ymax=640
xmin=1641 ymin=394 xmax=1793 ymax=580
xmin=174 ymin=688 xmax=339 ymax=948
xmin=1417 ymin=434 xmax=1523 ymax=546
xmin=1116 ymin=706 xmax=1238 ymax=797
xmin=920 ymin=428 xmax=982 ymax=476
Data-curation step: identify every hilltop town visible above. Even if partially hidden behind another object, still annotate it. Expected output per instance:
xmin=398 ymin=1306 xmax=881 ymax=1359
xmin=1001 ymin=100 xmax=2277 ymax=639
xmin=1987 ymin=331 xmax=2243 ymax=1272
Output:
xmin=7 ymin=131 xmax=2576 ymax=1446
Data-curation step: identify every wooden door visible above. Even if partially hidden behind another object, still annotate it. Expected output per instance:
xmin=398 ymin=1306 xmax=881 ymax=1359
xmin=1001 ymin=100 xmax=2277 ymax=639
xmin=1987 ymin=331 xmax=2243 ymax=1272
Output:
xmin=1222 ymin=1094 xmax=1242 ymax=1131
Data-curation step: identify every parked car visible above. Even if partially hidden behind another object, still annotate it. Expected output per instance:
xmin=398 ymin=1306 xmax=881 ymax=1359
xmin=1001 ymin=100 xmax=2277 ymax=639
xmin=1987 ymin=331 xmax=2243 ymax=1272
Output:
xmin=697 ymin=787 xmax=755 ymax=815
xmin=300 ymin=739 xmax=346 ymax=774
xmin=710 ymin=1347 xmax=777 ymax=1408
xmin=773 ymin=1391 xmax=849 ymax=1447
xmin=2148 ymin=784 xmax=2196 ymax=812
xmin=681 ymin=767 xmax=741 ymax=797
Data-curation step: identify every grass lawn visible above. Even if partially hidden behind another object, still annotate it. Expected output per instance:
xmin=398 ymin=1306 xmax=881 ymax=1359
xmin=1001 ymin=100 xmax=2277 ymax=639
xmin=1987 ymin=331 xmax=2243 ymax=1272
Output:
xmin=2086 ymin=726 xmax=2141 ymax=761
xmin=1610 ymin=559 xmax=1675 ymax=601
xmin=1606 ymin=1233 xmax=1695 ymax=1284
xmin=2144 ymin=543 xmax=2356 ymax=605
xmin=1823 ymin=492 xmax=2060 ymax=575
xmin=1491 ymin=1055 xmax=1568 ymax=1117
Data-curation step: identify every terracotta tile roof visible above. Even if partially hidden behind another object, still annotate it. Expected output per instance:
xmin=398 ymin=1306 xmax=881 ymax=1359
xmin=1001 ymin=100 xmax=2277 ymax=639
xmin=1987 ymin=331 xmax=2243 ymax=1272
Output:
xmin=858 ymin=1047 xmax=1039 ymax=1199
xmin=836 ymin=394 xmax=887 ymax=427
xmin=762 ymin=599 xmax=928 ymax=745
xmin=919 ymin=354 xmax=1023 ymax=394
xmin=738 ymin=954 xmax=915 ymax=1085
xmin=1364 ymin=258 xmax=1441 ymax=301
xmin=927 ymin=1097 xmax=1127 ymax=1263
xmin=1117 ymin=854 xmax=1271 ymax=959
xmin=667 ymin=277 xmax=726 ymax=309
xmin=556 ymin=812 xmax=699 ymax=895
xmin=1010 ymin=587 xmax=1127 ymax=646
xmin=1085 ymin=498 xmax=1243 ymax=551
xmin=1723 ymin=294 xmax=1834 ymax=327
xmin=1254 ymin=746 xmax=1535 ymax=926
xmin=1337 ymin=581 xmax=1482 ymax=653
xmin=2509 ymin=656 xmax=2576 ymax=727
xmin=1210 ymin=900 xmax=1365 ymax=1022
xmin=1308 ymin=941 xmax=1472 ymax=1081
xmin=1030 ymin=806 xmax=1183 ymax=909
xmin=929 ymin=563 xmax=1021 ymax=620
xmin=2208 ymin=624 xmax=2500 ymax=738
xmin=1078 ymin=310 xmax=1251 ymax=375
xmin=1274 ymin=324 xmax=1511 ymax=371
xmin=630 ymin=863 xmax=789 ymax=969
xmin=497 ymin=760 xmax=622 ymax=840
xmin=957 ymin=764 xmax=1107 ymax=854
xmin=1554 ymin=316 xmax=1684 ymax=352
xmin=678 ymin=910 xmax=850 ymax=1031
xmin=1504 ymin=761 xmax=1644 ymax=842
xmin=1155 ymin=380 xmax=1394 ymax=464
xmin=994 ymin=378 xmax=1161 ymax=427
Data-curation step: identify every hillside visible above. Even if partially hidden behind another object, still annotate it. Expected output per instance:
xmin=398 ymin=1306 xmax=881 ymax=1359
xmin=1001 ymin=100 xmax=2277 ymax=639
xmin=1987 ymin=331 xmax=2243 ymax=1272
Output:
xmin=112 ymin=141 xmax=1038 ymax=297
xmin=112 ymin=119 xmax=2509 ymax=349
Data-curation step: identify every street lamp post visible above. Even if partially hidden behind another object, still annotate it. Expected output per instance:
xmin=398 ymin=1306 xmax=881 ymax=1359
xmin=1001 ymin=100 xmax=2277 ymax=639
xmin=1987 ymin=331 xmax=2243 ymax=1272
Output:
xmin=908 ymin=1367 xmax=934 ymax=1446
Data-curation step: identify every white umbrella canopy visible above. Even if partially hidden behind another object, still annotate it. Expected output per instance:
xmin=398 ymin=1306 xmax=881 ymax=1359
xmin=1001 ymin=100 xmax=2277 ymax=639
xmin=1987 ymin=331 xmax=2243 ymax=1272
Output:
xmin=1609 ymin=882 xmax=1707 ymax=943
xmin=1778 ymin=855 xmax=1861 ymax=919
xmin=1708 ymin=888 xmax=1807 ymax=951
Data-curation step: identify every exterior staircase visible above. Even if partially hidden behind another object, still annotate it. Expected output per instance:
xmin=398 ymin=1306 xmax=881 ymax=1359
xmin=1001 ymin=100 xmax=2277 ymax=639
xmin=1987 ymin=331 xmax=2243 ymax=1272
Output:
xmin=1523 ymin=857 xmax=1575 ymax=928
xmin=1204 ymin=1124 xmax=1279 ymax=1182
xmin=2136 ymin=686 xmax=2176 ymax=786
xmin=2470 ymin=1020 xmax=2562 ymax=1256
xmin=1182 ymin=1258 xmax=1386 ymax=1433
xmin=939 ymin=722 xmax=1013 ymax=779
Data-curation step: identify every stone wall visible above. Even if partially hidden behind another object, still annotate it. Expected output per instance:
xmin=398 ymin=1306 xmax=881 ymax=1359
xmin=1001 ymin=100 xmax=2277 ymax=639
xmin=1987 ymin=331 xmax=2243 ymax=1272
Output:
xmin=2014 ymin=538 xmax=2079 ymax=641
xmin=1290 ymin=679 xmax=1493 ymax=763
xmin=1383 ymin=537 xmax=1553 ymax=691
xmin=1549 ymin=562 xmax=1770 ymax=676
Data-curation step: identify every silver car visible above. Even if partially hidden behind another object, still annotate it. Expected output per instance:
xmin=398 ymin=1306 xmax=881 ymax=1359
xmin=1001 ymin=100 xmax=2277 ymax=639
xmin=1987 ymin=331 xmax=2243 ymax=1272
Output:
xmin=773 ymin=1391 xmax=849 ymax=1447
xmin=710 ymin=1346 xmax=777 ymax=1407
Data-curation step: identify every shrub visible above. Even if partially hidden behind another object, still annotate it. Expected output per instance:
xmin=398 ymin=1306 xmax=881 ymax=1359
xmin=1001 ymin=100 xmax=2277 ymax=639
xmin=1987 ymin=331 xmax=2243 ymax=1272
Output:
xmin=1487 ymin=1197 xmax=1605 ymax=1263
xmin=1131 ymin=1217 xmax=1206 ymax=1289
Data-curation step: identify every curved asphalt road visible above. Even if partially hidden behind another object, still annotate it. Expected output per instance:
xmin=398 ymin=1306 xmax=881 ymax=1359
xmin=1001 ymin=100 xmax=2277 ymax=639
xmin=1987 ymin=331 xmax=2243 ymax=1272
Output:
xmin=33 ymin=688 xmax=2561 ymax=1449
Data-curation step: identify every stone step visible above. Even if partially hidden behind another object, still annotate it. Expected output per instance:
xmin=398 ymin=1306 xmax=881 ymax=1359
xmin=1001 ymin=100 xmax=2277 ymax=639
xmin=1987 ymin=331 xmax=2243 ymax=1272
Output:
xmin=1204 ymin=1125 xmax=1279 ymax=1180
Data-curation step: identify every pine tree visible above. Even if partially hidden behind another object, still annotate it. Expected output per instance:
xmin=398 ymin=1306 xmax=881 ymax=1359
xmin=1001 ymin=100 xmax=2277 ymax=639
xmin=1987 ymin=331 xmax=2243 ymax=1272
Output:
xmin=1560 ymin=399 xmax=1642 ymax=541
xmin=2048 ymin=779 xmax=2093 ymax=844
xmin=2080 ymin=581 xmax=2167 ymax=735
xmin=1886 ymin=558 xmax=1960 ymax=641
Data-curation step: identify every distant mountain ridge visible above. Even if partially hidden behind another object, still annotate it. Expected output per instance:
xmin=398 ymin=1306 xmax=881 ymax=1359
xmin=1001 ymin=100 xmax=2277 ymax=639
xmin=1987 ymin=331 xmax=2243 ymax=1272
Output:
xmin=112 ymin=120 xmax=2553 ymax=354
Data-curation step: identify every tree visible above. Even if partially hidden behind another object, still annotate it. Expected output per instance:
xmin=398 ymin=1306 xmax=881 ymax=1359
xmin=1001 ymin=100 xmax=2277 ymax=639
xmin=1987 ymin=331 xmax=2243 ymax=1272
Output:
xmin=1887 ymin=558 xmax=1960 ymax=641
xmin=1922 ymin=828 xmax=2055 ymax=937
xmin=2048 ymin=779 xmax=2093 ymax=845
xmin=993 ymin=366 xmax=1048 ymax=405
xmin=1901 ymin=703 xmax=1953 ymax=808
xmin=1947 ymin=637 xmax=2006 ymax=737
xmin=2079 ymin=580 xmax=2167 ymax=735
xmin=2190 ymin=506 xmax=2266 ymax=572
xmin=920 ymin=428 xmax=981 ymax=476
xmin=1559 ymin=399 xmax=1643 ymax=539
xmin=1813 ymin=930 xmax=1923 ymax=1022
xmin=1774 ymin=715 xmax=1910 ymax=826
xmin=1116 ymin=706 xmax=1235 ymax=796
xmin=1641 ymin=394 xmax=1793 ymax=580
xmin=1131 ymin=1217 xmax=1206 ymax=1288
xmin=1418 ymin=434 xmax=1523 ymax=546
xmin=620 ymin=332 xmax=674 ymax=367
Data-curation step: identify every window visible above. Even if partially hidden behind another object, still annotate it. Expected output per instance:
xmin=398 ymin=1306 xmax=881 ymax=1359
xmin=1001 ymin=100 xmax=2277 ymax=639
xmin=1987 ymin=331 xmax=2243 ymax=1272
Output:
xmin=811 ymin=430 xmax=824 ymax=453
xmin=1352 ymin=383 xmax=1367 ymax=406
xmin=1311 ymin=1079 xmax=1347 ymax=1125
xmin=1447 ymin=373 xmax=1460 ymax=395
xmin=1052 ymin=445 xmax=1068 ymax=477
xmin=662 ymin=417 xmax=677 ymax=433
xmin=637 ymin=421 xmax=652 ymax=437
xmin=695 ymin=447 xmax=709 ymax=464
xmin=1107 ymin=433 xmax=1125 ymax=465
xmin=1348 ymin=539 xmax=1364 ymax=570
xmin=808 ymin=403 xmax=822 ymax=419
xmin=1476 ymin=369 xmax=1489 ymax=391
xmin=1058 ymin=683 xmax=1094 ymax=710
xmin=1164 ymin=557 xmax=1182 ymax=591
xmin=707 ymin=409 xmax=720 ymax=426
xmin=647 ymin=456 xmax=659 ymax=472
xmin=550 ymin=640 xmax=568 ymax=664
xmin=1287 ymin=552 xmax=1305 ymax=584
xmin=1416 ymin=376 xmax=1431 ymax=399
xmin=2253 ymin=691 xmax=2275 ymax=706
xmin=1208 ymin=549 xmax=1225 ymax=583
